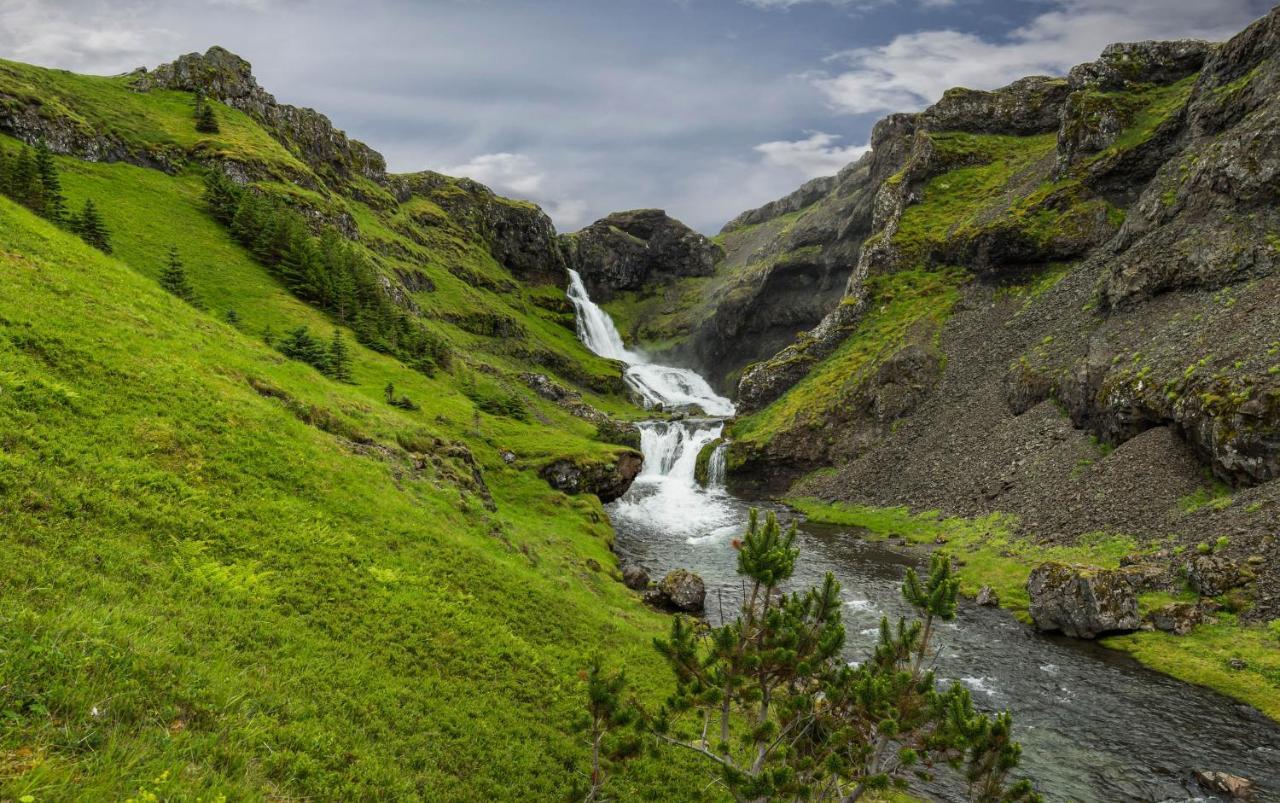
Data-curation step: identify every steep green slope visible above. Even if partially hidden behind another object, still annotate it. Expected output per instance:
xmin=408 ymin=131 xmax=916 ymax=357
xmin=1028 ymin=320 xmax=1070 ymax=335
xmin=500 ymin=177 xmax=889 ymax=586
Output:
xmin=0 ymin=193 xmax=698 ymax=800
xmin=0 ymin=53 xmax=703 ymax=800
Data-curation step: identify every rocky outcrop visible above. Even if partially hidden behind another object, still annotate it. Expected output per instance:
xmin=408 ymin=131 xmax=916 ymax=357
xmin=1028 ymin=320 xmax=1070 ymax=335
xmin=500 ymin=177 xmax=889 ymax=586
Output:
xmin=398 ymin=172 xmax=568 ymax=286
xmin=920 ymin=77 xmax=1070 ymax=135
xmin=134 ymin=46 xmax=386 ymax=184
xmin=1027 ymin=562 xmax=1140 ymax=638
xmin=540 ymin=452 xmax=643 ymax=503
xmin=562 ymin=209 xmax=721 ymax=300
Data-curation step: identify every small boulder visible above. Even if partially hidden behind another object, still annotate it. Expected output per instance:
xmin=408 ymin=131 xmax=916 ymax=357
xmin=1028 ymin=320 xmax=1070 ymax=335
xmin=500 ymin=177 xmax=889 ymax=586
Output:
xmin=621 ymin=564 xmax=650 ymax=591
xmin=659 ymin=569 xmax=706 ymax=613
xmin=1145 ymin=602 xmax=1202 ymax=635
xmin=1195 ymin=770 xmax=1254 ymax=800
xmin=975 ymin=586 xmax=1000 ymax=607
xmin=1186 ymin=555 xmax=1242 ymax=597
xmin=1027 ymin=562 xmax=1140 ymax=639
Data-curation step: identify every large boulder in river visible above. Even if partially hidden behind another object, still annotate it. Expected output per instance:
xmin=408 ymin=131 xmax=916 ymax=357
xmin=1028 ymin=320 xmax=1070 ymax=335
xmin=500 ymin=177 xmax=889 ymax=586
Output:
xmin=561 ymin=209 xmax=722 ymax=301
xmin=653 ymin=569 xmax=706 ymax=613
xmin=1027 ymin=562 xmax=1140 ymax=638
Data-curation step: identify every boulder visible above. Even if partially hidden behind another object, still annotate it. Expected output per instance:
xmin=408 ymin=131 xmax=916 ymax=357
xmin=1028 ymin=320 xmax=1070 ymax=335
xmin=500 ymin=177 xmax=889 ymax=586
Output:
xmin=658 ymin=569 xmax=706 ymax=613
xmin=1144 ymin=602 xmax=1202 ymax=635
xmin=1186 ymin=555 xmax=1243 ymax=597
xmin=621 ymin=564 xmax=650 ymax=591
xmin=1195 ymin=770 xmax=1255 ymax=800
xmin=1027 ymin=562 xmax=1140 ymax=638
xmin=975 ymin=586 xmax=1000 ymax=607
xmin=562 ymin=209 xmax=722 ymax=300
xmin=539 ymin=452 xmax=643 ymax=504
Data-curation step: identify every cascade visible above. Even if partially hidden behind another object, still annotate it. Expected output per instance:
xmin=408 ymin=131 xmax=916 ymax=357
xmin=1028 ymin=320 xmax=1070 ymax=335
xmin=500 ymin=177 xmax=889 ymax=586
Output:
xmin=566 ymin=269 xmax=738 ymax=538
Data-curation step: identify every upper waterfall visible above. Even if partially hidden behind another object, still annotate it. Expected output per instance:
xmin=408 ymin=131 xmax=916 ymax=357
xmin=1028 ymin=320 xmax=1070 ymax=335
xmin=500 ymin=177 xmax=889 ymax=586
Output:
xmin=566 ymin=269 xmax=735 ymax=417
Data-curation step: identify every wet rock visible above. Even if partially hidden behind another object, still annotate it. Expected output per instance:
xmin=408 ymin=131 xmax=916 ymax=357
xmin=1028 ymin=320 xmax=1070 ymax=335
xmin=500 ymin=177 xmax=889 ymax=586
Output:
xmin=539 ymin=453 xmax=643 ymax=504
xmin=658 ymin=569 xmax=706 ymax=612
xmin=1186 ymin=555 xmax=1243 ymax=597
xmin=975 ymin=586 xmax=1000 ymax=607
xmin=621 ymin=564 xmax=650 ymax=591
xmin=1144 ymin=602 xmax=1202 ymax=635
xmin=562 ymin=209 xmax=721 ymax=300
xmin=1195 ymin=769 xmax=1255 ymax=800
xmin=1027 ymin=562 xmax=1140 ymax=638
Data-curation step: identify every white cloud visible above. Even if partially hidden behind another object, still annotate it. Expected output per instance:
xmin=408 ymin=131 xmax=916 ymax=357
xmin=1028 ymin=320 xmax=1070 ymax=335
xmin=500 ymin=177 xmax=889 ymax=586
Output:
xmin=441 ymin=152 xmax=546 ymax=195
xmin=811 ymin=0 xmax=1265 ymax=115
xmin=0 ymin=0 xmax=177 ymax=74
xmin=754 ymin=131 xmax=869 ymax=179
xmin=439 ymin=152 xmax=591 ymax=229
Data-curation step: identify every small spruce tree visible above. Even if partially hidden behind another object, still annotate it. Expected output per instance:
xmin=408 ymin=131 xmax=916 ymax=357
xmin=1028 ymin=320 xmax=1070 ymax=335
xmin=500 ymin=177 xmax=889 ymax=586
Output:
xmin=33 ymin=141 xmax=65 ymax=222
xmin=73 ymin=198 xmax=112 ymax=253
xmin=159 ymin=247 xmax=202 ymax=308
xmin=278 ymin=326 xmax=329 ymax=372
xmin=327 ymin=330 xmax=353 ymax=382
xmin=194 ymin=92 xmax=221 ymax=134
xmin=224 ymin=309 xmax=242 ymax=327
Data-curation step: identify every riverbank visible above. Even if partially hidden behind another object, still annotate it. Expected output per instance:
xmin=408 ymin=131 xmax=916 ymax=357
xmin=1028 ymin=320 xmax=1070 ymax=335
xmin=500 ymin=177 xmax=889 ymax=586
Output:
xmin=787 ymin=498 xmax=1280 ymax=723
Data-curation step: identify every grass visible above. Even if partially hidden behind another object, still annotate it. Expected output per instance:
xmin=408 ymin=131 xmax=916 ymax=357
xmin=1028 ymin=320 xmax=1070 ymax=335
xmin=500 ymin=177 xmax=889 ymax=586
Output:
xmin=0 ymin=59 xmax=310 ymax=180
xmin=787 ymin=499 xmax=1280 ymax=723
xmin=0 ymin=54 xmax=720 ymax=797
xmin=730 ymin=269 xmax=964 ymax=449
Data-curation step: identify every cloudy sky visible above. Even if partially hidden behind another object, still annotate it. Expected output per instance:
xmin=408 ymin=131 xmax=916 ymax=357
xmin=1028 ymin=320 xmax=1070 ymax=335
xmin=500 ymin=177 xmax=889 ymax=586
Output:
xmin=1 ymin=0 xmax=1271 ymax=231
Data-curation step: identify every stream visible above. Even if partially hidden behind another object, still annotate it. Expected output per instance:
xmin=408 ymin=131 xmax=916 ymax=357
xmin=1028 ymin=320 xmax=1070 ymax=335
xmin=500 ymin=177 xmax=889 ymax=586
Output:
xmin=566 ymin=270 xmax=1280 ymax=802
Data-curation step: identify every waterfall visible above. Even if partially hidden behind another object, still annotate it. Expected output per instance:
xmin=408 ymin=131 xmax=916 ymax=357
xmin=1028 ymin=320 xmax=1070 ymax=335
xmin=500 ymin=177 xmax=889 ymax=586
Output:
xmin=707 ymin=441 xmax=728 ymax=487
xmin=567 ymin=269 xmax=739 ymax=541
xmin=566 ymin=270 xmax=734 ymax=417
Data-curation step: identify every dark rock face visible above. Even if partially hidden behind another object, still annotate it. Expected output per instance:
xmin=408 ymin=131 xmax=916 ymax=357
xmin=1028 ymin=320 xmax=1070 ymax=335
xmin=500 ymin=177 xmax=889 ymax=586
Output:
xmin=1027 ymin=562 xmax=1140 ymax=638
xmin=394 ymin=172 xmax=567 ymax=286
xmin=539 ymin=453 xmax=643 ymax=504
xmin=621 ymin=564 xmax=650 ymax=591
xmin=920 ymin=77 xmax=1071 ymax=136
xmin=135 ymin=46 xmax=385 ymax=184
xmin=562 ymin=209 xmax=721 ymax=300
xmin=1067 ymin=40 xmax=1213 ymax=92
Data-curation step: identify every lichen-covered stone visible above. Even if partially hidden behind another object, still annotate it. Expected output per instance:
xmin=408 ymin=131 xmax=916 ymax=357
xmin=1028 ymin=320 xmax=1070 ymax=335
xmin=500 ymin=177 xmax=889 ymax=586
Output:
xmin=1027 ymin=562 xmax=1140 ymax=638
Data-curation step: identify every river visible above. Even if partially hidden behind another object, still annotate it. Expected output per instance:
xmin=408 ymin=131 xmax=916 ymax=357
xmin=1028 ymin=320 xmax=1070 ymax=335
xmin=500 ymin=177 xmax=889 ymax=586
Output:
xmin=565 ymin=269 xmax=1280 ymax=802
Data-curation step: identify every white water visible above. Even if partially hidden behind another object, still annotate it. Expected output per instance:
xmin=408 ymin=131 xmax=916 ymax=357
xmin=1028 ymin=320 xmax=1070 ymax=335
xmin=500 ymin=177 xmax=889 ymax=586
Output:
xmin=566 ymin=269 xmax=740 ymax=540
xmin=566 ymin=270 xmax=734 ymax=417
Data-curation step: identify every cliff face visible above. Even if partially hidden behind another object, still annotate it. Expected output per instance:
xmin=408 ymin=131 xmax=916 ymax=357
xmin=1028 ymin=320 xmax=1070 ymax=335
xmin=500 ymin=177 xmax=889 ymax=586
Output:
xmin=561 ymin=208 xmax=722 ymax=300
xmin=720 ymin=10 xmax=1280 ymax=619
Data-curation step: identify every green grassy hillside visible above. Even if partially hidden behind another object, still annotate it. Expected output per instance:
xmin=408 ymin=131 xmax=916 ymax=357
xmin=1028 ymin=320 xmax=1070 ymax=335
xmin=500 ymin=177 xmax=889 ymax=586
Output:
xmin=0 ymin=57 xmax=703 ymax=801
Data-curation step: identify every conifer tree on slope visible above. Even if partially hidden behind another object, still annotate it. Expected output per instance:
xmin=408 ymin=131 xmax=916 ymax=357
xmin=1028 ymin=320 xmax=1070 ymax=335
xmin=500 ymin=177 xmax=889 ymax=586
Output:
xmin=160 ymin=247 xmax=202 ymax=308
xmin=194 ymin=91 xmax=221 ymax=134
xmin=71 ymin=198 xmax=112 ymax=254
xmin=327 ymin=329 xmax=354 ymax=383
xmin=34 ymin=141 xmax=65 ymax=222
xmin=585 ymin=510 xmax=1040 ymax=802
